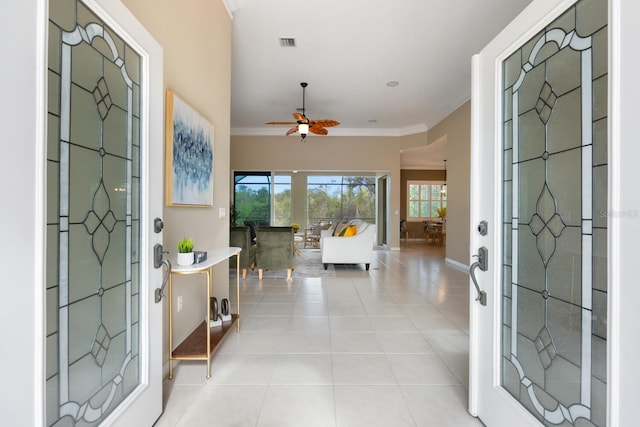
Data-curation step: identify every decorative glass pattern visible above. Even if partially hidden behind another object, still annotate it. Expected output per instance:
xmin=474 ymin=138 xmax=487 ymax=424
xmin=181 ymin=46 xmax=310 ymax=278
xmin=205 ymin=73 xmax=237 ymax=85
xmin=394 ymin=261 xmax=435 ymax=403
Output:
xmin=501 ymin=0 xmax=607 ymax=425
xmin=46 ymin=1 xmax=142 ymax=425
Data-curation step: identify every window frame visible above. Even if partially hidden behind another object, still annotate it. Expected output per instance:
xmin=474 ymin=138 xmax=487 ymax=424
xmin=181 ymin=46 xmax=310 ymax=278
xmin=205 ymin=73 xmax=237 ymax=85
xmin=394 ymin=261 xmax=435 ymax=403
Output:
xmin=406 ymin=180 xmax=447 ymax=221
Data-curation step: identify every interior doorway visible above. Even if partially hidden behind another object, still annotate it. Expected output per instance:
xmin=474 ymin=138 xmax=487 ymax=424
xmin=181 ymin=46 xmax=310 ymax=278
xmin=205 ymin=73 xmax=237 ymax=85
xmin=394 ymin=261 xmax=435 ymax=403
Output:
xmin=377 ymin=175 xmax=389 ymax=246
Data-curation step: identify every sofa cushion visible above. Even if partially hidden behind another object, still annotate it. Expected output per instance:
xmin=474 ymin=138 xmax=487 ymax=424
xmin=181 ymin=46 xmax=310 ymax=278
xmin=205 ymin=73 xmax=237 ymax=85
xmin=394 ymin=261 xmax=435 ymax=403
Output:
xmin=341 ymin=225 xmax=357 ymax=236
xmin=333 ymin=221 xmax=349 ymax=236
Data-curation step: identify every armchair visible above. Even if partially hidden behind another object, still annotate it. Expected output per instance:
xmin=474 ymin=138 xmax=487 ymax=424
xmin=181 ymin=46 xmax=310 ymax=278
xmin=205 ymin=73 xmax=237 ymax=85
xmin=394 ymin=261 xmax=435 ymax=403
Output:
xmin=229 ymin=226 xmax=256 ymax=279
xmin=256 ymin=226 xmax=295 ymax=280
xmin=303 ymin=225 xmax=321 ymax=248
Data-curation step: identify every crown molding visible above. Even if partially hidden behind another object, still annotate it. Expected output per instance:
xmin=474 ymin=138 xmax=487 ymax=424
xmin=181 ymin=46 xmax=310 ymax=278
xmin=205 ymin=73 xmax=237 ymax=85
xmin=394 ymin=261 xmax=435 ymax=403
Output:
xmin=222 ymin=0 xmax=244 ymax=19
xmin=231 ymin=123 xmax=429 ymax=138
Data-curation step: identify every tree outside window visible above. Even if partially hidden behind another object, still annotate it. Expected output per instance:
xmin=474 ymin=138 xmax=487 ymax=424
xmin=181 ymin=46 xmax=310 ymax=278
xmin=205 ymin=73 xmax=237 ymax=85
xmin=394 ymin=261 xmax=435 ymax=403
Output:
xmin=234 ymin=172 xmax=292 ymax=227
xmin=307 ymin=175 xmax=375 ymax=224
xmin=273 ymin=175 xmax=292 ymax=226
xmin=234 ymin=172 xmax=271 ymax=226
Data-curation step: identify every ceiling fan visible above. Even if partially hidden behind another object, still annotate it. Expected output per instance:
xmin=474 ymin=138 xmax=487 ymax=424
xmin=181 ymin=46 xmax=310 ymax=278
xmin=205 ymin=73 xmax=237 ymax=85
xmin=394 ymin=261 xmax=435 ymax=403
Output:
xmin=265 ymin=82 xmax=340 ymax=140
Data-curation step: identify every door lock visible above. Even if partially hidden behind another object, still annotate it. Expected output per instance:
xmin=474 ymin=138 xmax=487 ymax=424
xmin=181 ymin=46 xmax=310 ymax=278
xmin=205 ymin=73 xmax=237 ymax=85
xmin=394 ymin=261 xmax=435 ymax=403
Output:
xmin=154 ymin=217 xmax=164 ymax=233
xmin=477 ymin=220 xmax=488 ymax=236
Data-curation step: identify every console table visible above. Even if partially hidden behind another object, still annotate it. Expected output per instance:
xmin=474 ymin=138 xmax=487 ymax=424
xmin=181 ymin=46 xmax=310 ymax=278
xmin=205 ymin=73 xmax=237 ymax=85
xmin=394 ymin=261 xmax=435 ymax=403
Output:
xmin=168 ymin=247 xmax=241 ymax=379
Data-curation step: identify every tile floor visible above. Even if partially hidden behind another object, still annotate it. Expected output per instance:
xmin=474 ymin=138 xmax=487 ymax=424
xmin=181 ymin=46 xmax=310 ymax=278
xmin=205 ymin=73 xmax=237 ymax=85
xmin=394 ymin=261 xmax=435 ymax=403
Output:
xmin=154 ymin=243 xmax=483 ymax=427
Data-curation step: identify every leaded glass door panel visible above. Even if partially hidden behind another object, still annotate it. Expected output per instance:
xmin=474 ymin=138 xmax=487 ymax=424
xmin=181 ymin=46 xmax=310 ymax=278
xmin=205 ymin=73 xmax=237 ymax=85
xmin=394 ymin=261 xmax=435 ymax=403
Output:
xmin=46 ymin=0 xmax=163 ymax=425
xmin=470 ymin=0 xmax=608 ymax=426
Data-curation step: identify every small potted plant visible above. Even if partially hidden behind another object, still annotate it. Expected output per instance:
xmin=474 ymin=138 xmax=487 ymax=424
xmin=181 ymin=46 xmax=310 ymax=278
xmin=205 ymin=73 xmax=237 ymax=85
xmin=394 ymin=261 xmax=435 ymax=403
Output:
xmin=436 ymin=206 xmax=447 ymax=221
xmin=177 ymin=238 xmax=194 ymax=266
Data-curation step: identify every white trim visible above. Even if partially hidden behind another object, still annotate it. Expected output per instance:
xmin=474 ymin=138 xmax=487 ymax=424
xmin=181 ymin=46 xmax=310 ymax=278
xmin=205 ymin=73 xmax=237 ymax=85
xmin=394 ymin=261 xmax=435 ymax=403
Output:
xmin=468 ymin=53 xmax=482 ymax=418
xmin=445 ymin=257 xmax=468 ymax=271
xmin=231 ymin=123 xmax=429 ymax=137
xmin=222 ymin=0 xmax=244 ymax=19
xmin=35 ymin=0 xmax=48 ymax=424
xmin=607 ymin=1 xmax=620 ymax=425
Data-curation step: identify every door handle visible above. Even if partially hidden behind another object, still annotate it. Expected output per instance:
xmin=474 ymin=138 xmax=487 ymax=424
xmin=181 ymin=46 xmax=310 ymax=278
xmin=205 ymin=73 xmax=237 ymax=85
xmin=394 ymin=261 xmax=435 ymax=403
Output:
xmin=470 ymin=247 xmax=488 ymax=306
xmin=153 ymin=243 xmax=172 ymax=303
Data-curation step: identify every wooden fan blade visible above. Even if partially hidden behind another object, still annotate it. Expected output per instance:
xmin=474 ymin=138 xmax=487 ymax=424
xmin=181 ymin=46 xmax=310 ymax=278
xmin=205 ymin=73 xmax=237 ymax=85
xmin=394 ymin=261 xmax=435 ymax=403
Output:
xmin=293 ymin=112 xmax=307 ymax=122
xmin=265 ymin=121 xmax=296 ymax=125
xmin=285 ymin=125 xmax=299 ymax=136
xmin=309 ymin=119 xmax=340 ymax=128
xmin=309 ymin=126 xmax=328 ymax=135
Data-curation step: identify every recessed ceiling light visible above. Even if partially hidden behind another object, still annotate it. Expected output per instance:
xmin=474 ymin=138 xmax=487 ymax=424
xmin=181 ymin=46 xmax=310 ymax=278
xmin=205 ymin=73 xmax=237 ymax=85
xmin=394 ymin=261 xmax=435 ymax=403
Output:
xmin=386 ymin=81 xmax=399 ymax=87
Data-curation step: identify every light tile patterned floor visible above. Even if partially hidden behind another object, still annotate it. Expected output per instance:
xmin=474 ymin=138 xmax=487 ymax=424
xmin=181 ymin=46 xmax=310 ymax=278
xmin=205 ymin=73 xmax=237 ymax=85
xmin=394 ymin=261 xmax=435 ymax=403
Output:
xmin=154 ymin=243 xmax=483 ymax=427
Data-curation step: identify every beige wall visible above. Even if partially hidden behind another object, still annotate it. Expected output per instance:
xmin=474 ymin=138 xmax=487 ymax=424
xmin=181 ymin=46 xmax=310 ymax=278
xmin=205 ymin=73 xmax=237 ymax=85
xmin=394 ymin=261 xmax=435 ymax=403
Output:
xmin=123 ymin=0 xmax=232 ymax=356
xmin=427 ymin=101 xmax=471 ymax=265
xmin=231 ymin=134 xmax=422 ymax=248
xmin=231 ymin=106 xmax=472 ymax=266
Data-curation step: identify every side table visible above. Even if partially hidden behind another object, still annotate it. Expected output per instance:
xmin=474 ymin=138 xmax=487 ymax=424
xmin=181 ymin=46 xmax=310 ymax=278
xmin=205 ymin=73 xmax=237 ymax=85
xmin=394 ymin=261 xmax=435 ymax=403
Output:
xmin=168 ymin=247 xmax=241 ymax=379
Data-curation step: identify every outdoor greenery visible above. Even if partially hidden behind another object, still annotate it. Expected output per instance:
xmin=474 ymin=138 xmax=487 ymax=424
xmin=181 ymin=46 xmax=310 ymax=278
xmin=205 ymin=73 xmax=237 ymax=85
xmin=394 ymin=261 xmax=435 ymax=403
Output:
xmin=307 ymin=176 xmax=376 ymax=223
xmin=273 ymin=187 xmax=292 ymax=226
xmin=234 ymin=183 xmax=270 ymax=226
xmin=233 ymin=173 xmax=376 ymax=228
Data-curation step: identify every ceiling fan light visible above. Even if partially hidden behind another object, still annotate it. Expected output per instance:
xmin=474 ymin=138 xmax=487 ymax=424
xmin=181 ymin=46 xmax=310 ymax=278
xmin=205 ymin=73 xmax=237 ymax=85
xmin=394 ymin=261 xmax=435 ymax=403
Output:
xmin=298 ymin=123 xmax=309 ymax=135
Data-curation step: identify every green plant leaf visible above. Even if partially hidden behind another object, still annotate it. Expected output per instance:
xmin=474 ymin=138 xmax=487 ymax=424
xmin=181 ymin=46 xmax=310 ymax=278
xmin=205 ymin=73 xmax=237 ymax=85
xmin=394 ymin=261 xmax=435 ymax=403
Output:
xmin=177 ymin=238 xmax=194 ymax=253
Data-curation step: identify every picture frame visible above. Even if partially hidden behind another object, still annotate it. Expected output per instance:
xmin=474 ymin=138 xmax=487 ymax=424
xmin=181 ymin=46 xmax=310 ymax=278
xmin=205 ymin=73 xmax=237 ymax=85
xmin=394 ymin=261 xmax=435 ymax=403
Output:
xmin=165 ymin=90 xmax=214 ymax=206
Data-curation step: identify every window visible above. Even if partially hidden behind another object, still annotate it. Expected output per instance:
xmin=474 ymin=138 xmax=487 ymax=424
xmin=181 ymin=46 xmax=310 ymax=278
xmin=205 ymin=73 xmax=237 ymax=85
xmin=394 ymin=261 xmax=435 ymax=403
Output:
xmin=307 ymin=175 xmax=376 ymax=224
xmin=272 ymin=174 xmax=292 ymax=226
xmin=233 ymin=172 xmax=292 ymax=227
xmin=407 ymin=180 xmax=447 ymax=220
xmin=234 ymin=172 xmax=271 ymax=226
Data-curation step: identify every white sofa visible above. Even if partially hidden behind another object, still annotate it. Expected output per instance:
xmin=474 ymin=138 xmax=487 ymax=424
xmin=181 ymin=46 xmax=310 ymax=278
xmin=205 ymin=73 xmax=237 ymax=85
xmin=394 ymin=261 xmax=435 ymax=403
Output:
xmin=320 ymin=220 xmax=375 ymax=271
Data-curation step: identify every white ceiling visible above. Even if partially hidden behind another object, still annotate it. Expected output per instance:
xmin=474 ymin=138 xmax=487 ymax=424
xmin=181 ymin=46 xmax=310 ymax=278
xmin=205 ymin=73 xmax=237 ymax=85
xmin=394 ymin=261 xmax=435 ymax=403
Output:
xmin=227 ymin=0 xmax=533 ymax=163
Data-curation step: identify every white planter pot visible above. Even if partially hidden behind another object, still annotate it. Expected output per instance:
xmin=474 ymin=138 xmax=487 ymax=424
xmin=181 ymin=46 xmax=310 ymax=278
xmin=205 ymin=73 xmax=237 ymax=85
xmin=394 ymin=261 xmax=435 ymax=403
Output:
xmin=177 ymin=252 xmax=194 ymax=266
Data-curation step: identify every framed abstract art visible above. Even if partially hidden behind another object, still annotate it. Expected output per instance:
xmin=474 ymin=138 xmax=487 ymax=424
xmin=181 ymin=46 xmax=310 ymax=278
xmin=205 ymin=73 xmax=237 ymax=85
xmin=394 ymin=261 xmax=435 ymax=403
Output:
xmin=165 ymin=90 xmax=214 ymax=206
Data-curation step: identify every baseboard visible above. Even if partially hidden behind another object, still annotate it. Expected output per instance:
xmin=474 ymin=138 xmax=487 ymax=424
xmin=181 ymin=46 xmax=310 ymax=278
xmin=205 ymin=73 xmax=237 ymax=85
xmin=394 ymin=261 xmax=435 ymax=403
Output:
xmin=163 ymin=360 xmax=170 ymax=380
xmin=445 ymin=257 xmax=468 ymax=271
xmin=390 ymin=246 xmax=401 ymax=251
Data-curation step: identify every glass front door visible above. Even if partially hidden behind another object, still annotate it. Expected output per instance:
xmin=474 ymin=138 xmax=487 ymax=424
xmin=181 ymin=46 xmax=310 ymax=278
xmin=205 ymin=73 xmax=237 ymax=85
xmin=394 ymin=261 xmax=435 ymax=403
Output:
xmin=500 ymin=1 xmax=607 ymax=425
xmin=46 ymin=1 xmax=153 ymax=424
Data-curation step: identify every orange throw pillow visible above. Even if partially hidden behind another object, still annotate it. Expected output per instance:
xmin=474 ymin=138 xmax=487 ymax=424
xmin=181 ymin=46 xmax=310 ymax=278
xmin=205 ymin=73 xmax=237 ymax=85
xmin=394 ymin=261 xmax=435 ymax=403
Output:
xmin=342 ymin=225 xmax=357 ymax=237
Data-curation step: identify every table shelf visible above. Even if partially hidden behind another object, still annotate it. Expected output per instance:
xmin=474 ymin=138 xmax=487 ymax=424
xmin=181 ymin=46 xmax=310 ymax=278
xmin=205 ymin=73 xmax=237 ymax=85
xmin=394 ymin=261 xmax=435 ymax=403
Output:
xmin=172 ymin=315 xmax=239 ymax=358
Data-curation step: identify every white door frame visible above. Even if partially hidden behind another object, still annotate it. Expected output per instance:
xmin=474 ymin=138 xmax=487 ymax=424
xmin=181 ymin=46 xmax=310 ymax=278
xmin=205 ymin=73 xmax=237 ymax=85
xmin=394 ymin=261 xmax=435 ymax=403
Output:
xmin=608 ymin=0 xmax=640 ymax=424
xmin=469 ymin=0 xmax=640 ymax=426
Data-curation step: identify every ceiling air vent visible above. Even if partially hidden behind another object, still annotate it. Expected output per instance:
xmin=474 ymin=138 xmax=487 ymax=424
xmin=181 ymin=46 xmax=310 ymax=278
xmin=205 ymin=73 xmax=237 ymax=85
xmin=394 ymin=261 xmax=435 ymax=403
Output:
xmin=279 ymin=37 xmax=296 ymax=47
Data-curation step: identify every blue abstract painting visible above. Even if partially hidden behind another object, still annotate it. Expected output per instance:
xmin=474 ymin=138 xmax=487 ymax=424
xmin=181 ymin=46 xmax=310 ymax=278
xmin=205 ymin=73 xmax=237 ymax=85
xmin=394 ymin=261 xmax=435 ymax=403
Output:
xmin=167 ymin=91 xmax=214 ymax=206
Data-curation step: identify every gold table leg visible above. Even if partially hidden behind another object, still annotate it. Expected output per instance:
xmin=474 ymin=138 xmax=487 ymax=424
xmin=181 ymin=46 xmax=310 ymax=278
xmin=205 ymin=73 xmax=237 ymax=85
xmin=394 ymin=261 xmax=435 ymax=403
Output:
xmin=168 ymin=273 xmax=174 ymax=380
